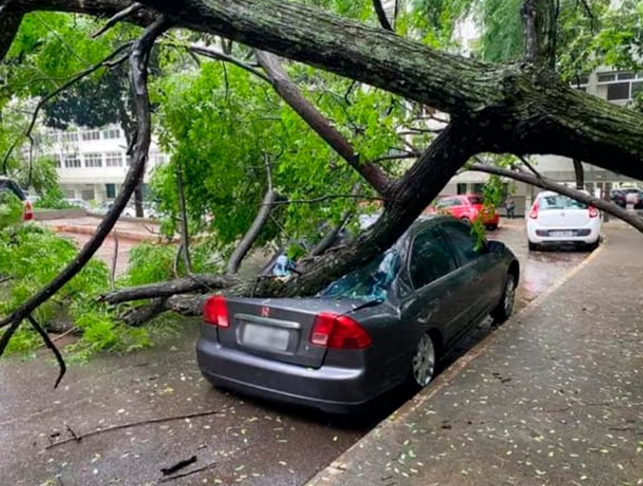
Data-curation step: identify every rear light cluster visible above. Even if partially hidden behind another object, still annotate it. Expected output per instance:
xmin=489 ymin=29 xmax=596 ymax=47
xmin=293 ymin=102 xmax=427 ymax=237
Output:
xmin=203 ymin=295 xmax=229 ymax=328
xmin=529 ymin=202 xmax=539 ymax=219
xmin=203 ymin=296 xmax=372 ymax=350
xmin=310 ymin=312 xmax=372 ymax=350
xmin=588 ymin=206 xmax=599 ymax=218
xmin=23 ymin=200 xmax=34 ymax=221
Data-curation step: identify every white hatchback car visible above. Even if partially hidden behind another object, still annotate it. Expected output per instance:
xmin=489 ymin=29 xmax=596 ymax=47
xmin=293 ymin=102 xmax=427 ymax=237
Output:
xmin=527 ymin=191 xmax=601 ymax=251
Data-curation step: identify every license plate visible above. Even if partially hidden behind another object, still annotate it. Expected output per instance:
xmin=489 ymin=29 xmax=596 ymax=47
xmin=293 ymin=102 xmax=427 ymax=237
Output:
xmin=242 ymin=324 xmax=290 ymax=351
xmin=550 ymin=231 xmax=574 ymax=237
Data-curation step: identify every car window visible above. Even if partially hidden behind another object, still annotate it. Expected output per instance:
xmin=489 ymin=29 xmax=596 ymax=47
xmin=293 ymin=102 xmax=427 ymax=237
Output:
xmin=441 ymin=222 xmax=484 ymax=264
xmin=467 ymin=195 xmax=484 ymax=205
xmin=409 ymin=228 xmax=457 ymax=290
xmin=320 ymin=247 xmax=401 ymax=302
xmin=540 ymin=195 xmax=586 ymax=210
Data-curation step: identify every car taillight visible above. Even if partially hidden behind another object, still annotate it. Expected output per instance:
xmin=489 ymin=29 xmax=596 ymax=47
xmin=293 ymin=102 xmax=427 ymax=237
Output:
xmin=203 ymin=295 xmax=229 ymax=328
xmin=588 ymin=206 xmax=599 ymax=218
xmin=23 ymin=200 xmax=34 ymax=221
xmin=310 ymin=312 xmax=371 ymax=350
xmin=529 ymin=201 xmax=539 ymax=219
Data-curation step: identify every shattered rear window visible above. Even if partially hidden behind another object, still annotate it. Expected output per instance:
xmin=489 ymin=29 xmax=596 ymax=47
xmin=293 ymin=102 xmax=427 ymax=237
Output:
xmin=319 ymin=249 xmax=400 ymax=302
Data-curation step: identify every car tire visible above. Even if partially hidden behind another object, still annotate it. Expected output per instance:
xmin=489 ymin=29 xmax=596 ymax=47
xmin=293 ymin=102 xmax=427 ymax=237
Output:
xmin=460 ymin=217 xmax=471 ymax=226
xmin=486 ymin=224 xmax=498 ymax=231
xmin=528 ymin=241 xmax=538 ymax=251
xmin=491 ymin=272 xmax=516 ymax=324
xmin=408 ymin=332 xmax=437 ymax=390
xmin=585 ymin=240 xmax=599 ymax=252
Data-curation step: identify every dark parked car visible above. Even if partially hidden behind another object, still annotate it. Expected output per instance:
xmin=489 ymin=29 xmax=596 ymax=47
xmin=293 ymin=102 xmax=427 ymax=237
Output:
xmin=197 ymin=216 xmax=519 ymax=413
xmin=610 ymin=190 xmax=627 ymax=208
xmin=0 ymin=177 xmax=33 ymax=222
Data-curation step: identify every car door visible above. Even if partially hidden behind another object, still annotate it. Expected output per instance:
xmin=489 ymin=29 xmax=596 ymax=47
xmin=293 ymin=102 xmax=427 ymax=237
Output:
xmin=439 ymin=221 xmax=502 ymax=325
xmin=399 ymin=225 xmax=465 ymax=347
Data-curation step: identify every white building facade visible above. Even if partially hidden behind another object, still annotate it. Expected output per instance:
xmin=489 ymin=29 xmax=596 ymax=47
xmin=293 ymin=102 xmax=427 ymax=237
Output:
xmin=40 ymin=125 xmax=169 ymax=203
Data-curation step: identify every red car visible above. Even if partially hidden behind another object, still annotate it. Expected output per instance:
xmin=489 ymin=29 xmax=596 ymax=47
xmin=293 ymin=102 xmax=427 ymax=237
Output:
xmin=429 ymin=194 xmax=500 ymax=230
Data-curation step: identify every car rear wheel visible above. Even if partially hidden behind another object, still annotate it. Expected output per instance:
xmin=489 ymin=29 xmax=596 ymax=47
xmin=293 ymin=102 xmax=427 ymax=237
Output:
xmin=486 ymin=224 xmax=498 ymax=231
xmin=460 ymin=217 xmax=471 ymax=226
xmin=410 ymin=333 xmax=436 ymax=389
xmin=491 ymin=273 xmax=516 ymax=324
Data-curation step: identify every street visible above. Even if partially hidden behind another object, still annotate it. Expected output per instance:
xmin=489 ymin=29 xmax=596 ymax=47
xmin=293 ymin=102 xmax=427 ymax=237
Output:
xmin=0 ymin=222 xmax=593 ymax=486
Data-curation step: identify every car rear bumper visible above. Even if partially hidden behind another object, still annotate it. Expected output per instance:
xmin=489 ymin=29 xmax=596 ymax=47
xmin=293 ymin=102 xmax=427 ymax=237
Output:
xmin=196 ymin=338 xmax=384 ymax=414
xmin=527 ymin=222 xmax=600 ymax=245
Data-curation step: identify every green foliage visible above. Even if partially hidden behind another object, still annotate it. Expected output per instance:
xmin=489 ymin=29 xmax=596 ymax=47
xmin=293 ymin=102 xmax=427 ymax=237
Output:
xmin=0 ymin=191 xmax=24 ymax=230
xmin=120 ymin=242 xmax=177 ymax=287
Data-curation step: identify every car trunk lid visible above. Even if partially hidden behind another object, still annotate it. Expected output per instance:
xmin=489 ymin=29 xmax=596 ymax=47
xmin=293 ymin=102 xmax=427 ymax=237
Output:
xmin=216 ymin=297 xmax=368 ymax=368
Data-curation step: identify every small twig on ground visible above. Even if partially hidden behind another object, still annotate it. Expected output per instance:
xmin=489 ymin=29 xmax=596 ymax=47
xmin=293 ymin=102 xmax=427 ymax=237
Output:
xmin=65 ymin=424 xmax=80 ymax=442
xmin=45 ymin=410 xmax=219 ymax=450
xmin=39 ymin=327 xmax=78 ymax=348
xmin=161 ymin=456 xmax=197 ymax=476
xmin=157 ymin=461 xmax=217 ymax=483
xmin=27 ymin=315 xmax=66 ymax=388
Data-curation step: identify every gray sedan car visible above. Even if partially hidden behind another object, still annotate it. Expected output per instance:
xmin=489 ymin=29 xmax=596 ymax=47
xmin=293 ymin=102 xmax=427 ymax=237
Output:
xmin=197 ymin=216 xmax=519 ymax=413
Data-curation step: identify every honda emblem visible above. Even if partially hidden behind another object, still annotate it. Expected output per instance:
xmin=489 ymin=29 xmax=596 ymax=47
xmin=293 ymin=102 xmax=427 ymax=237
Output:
xmin=261 ymin=306 xmax=270 ymax=317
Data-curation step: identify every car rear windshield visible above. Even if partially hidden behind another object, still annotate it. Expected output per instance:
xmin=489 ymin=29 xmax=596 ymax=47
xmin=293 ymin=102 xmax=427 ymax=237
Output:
xmin=467 ymin=196 xmax=484 ymax=205
xmin=540 ymin=195 xmax=587 ymax=210
xmin=319 ymin=249 xmax=401 ymax=302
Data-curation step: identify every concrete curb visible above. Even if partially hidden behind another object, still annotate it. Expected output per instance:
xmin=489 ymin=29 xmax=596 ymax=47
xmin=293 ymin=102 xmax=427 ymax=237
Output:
xmin=306 ymin=242 xmax=606 ymax=486
xmin=48 ymin=224 xmax=163 ymax=243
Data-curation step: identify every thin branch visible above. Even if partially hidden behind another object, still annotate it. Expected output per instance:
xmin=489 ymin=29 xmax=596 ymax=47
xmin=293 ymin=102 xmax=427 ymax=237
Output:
xmin=372 ymin=0 xmax=393 ymax=31
xmin=468 ymin=163 xmax=643 ymax=233
xmin=1 ymin=42 xmax=133 ymax=174
xmin=27 ymin=315 xmax=66 ymax=389
xmin=45 ymin=410 xmax=220 ymax=450
xmin=173 ymin=44 xmax=270 ymax=83
xmin=92 ymin=2 xmax=143 ymax=38
xmin=0 ymin=19 xmax=169 ymax=362
xmin=272 ymin=194 xmax=384 ymax=206
xmin=110 ymin=232 xmax=119 ymax=291
xmin=176 ymin=159 xmax=192 ymax=273
xmin=517 ymin=155 xmax=543 ymax=179
xmin=371 ymin=152 xmax=421 ymax=164
xmin=255 ymin=50 xmax=392 ymax=196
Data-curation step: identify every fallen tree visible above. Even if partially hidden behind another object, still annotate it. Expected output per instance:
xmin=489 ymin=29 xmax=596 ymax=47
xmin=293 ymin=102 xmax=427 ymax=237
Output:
xmin=1 ymin=0 xmax=643 ymax=378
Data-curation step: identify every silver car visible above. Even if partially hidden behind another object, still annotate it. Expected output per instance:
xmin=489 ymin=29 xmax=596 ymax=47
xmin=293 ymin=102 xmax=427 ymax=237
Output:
xmin=197 ymin=216 xmax=519 ymax=413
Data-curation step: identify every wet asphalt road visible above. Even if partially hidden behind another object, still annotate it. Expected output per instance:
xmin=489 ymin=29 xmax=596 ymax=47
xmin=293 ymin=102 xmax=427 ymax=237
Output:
xmin=0 ymin=222 xmax=591 ymax=486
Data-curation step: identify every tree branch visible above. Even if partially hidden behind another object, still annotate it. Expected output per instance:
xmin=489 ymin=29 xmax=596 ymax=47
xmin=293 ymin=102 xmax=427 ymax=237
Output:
xmin=179 ymin=44 xmax=271 ymax=83
xmin=255 ymin=50 xmax=392 ymax=196
xmin=227 ymin=154 xmax=276 ymax=274
xmin=0 ymin=17 xmax=170 ymax=359
xmin=468 ymin=163 xmax=643 ymax=233
xmin=0 ymin=6 xmax=23 ymax=63
xmin=99 ymin=274 xmax=239 ymax=305
xmin=176 ymin=159 xmax=192 ymax=273
xmin=521 ymin=0 xmax=557 ymax=68
xmin=372 ymin=0 xmax=393 ymax=31
xmin=92 ymin=2 xmax=143 ymax=38
xmin=27 ymin=314 xmax=66 ymax=388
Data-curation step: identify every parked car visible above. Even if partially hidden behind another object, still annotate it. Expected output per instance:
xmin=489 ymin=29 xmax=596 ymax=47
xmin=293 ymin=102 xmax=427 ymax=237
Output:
xmin=609 ymin=189 xmax=627 ymax=208
xmin=0 ymin=177 xmax=33 ymax=222
xmin=429 ymin=194 xmax=500 ymax=230
xmin=622 ymin=188 xmax=642 ymax=205
xmin=197 ymin=216 xmax=519 ymax=413
xmin=527 ymin=191 xmax=601 ymax=251
xmin=65 ymin=198 xmax=91 ymax=211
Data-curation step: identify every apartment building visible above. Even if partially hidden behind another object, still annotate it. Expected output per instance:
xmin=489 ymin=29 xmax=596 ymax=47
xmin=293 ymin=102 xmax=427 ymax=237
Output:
xmin=40 ymin=125 xmax=169 ymax=202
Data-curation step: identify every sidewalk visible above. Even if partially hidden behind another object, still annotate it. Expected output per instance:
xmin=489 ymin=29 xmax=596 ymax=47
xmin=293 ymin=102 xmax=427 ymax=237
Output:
xmin=308 ymin=226 xmax=643 ymax=486
xmin=40 ymin=216 xmax=164 ymax=242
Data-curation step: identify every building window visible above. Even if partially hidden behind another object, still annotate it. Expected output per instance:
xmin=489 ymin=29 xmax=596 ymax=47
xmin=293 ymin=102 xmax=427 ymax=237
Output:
xmin=62 ymin=132 xmax=79 ymax=143
xmin=456 ymin=183 xmax=467 ymax=195
xmin=84 ymin=152 xmax=103 ymax=168
xmin=607 ymin=82 xmax=630 ymax=101
xmin=105 ymin=152 xmax=124 ymax=167
xmin=102 ymin=128 xmax=122 ymax=139
xmin=81 ymin=130 xmax=100 ymax=141
xmin=53 ymin=154 xmax=61 ymax=168
xmin=64 ymin=155 xmax=81 ymax=168
xmin=106 ymin=184 xmax=116 ymax=199
xmin=473 ymin=183 xmax=485 ymax=194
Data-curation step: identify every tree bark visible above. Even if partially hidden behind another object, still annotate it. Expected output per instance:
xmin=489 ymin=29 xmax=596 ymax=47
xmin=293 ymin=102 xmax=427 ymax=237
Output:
xmin=573 ymin=159 xmax=584 ymax=190
xmin=0 ymin=6 xmax=23 ymax=62
xmin=521 ymin=0 xmax=557 ymax=68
